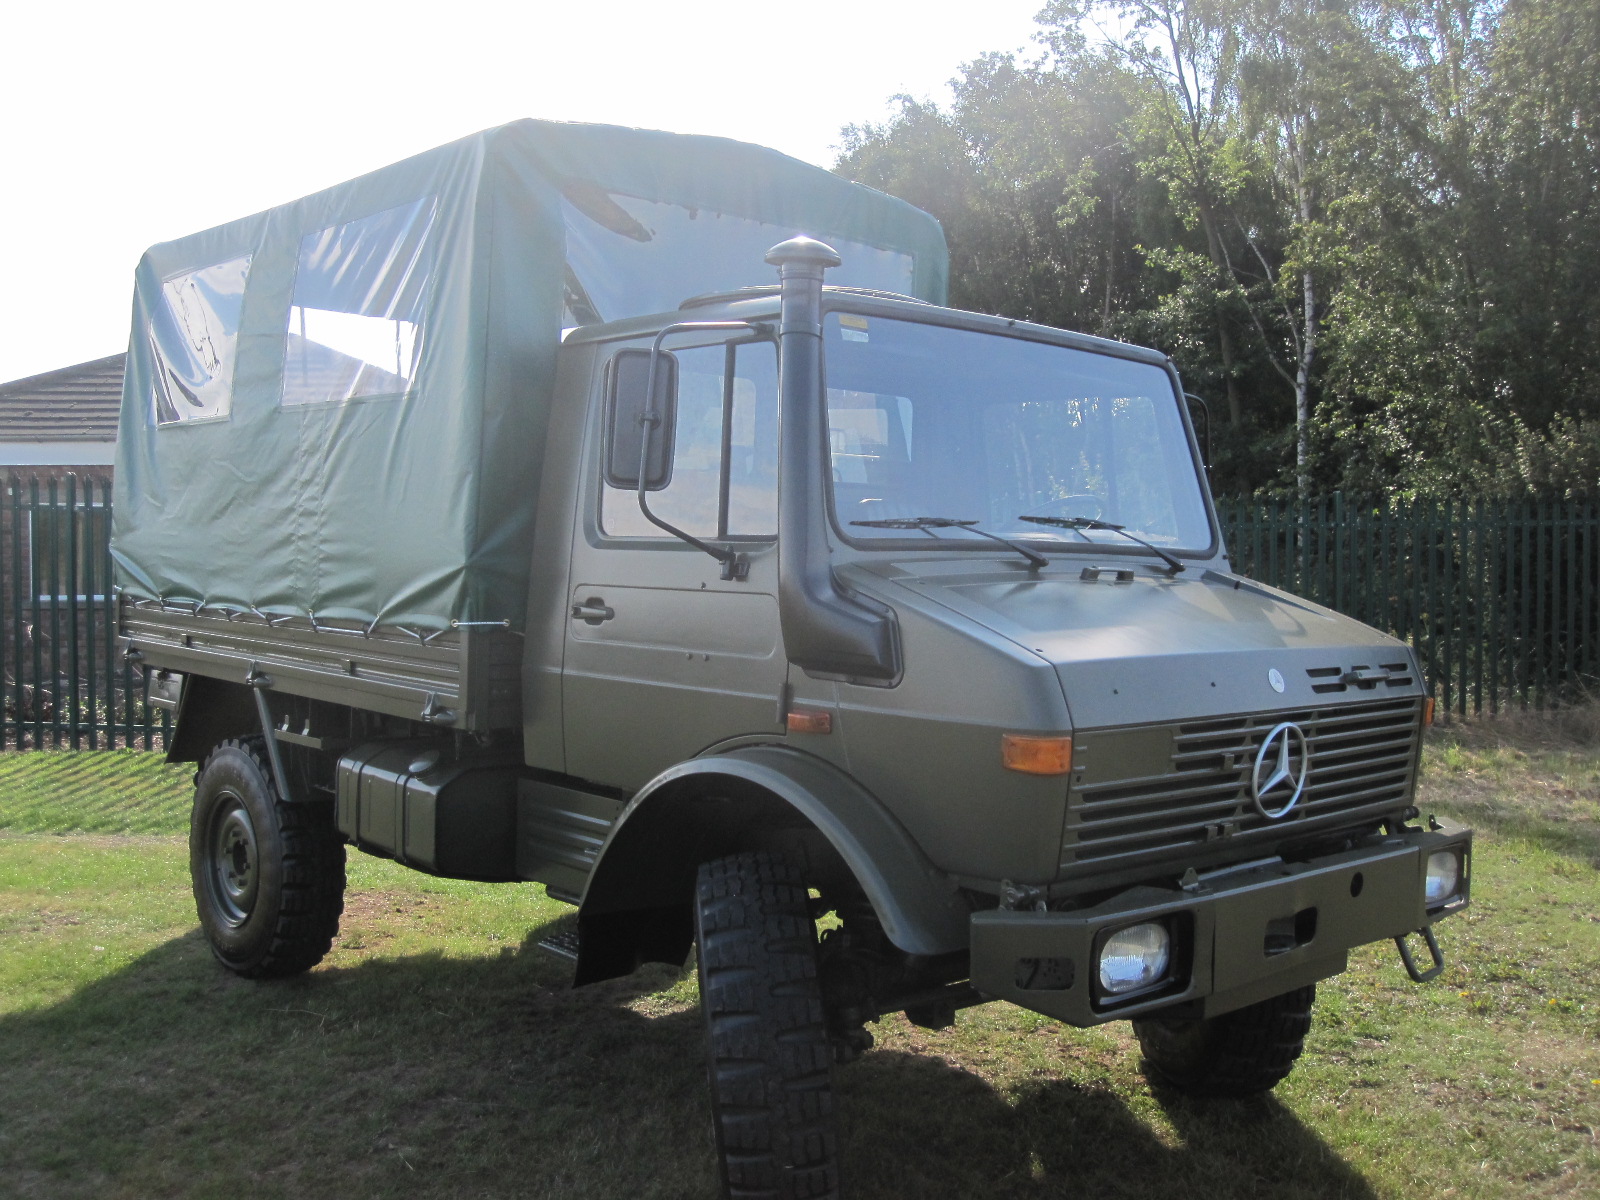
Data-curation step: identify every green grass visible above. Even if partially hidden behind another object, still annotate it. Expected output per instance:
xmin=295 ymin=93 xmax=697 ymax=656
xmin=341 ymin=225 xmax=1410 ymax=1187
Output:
xmin=0 ymin=750 xmax=191 ymax=835
xmin=0 ymin=729 xmax=1597 ymax=1198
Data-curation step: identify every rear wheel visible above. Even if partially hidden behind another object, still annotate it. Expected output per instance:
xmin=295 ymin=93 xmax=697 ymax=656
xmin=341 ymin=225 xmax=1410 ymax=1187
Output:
xmin=1133 ymin=984 xmax=1316 ymax=1098
xmin=694 ymin=851 xmax=839 ymax=1200
xmin=190 ymin=738 xmax=345 ymax=978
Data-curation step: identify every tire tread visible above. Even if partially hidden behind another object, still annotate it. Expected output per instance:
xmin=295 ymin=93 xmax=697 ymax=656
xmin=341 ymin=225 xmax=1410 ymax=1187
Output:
xmin=696 ymin=851 xmax=838 ymax=1200
xmin=1134 ymin=984 xmax=1315 ymax=1098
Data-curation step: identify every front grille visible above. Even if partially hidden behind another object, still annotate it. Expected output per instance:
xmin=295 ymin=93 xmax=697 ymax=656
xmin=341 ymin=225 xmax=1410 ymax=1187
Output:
xmin=1305 ymin=660 xmax=1416 ymax=694
xmin=1064 ymin=696 xmax=1422 ymax=870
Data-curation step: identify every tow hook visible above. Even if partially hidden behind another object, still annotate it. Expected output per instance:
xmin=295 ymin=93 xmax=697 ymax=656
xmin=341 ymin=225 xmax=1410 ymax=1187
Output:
xmin=999 ymin=879 xmax=1047 ymax=912
xmin=1395 ymin=925 xmax=1445 ymax=982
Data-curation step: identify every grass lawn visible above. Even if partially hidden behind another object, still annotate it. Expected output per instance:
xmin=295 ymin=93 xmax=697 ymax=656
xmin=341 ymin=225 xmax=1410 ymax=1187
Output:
xmin=1 ymin=721 xmax=1597 ymax=1199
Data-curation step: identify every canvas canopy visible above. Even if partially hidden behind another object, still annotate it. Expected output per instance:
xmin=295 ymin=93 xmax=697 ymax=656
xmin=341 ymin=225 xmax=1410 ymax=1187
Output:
xmin=112 ymin=118 xmax=948 ymax=631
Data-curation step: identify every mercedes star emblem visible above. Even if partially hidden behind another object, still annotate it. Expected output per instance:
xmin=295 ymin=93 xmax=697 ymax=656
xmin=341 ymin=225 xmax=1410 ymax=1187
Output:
xmin=1251 ymin=722 xmax=1309 ymax=818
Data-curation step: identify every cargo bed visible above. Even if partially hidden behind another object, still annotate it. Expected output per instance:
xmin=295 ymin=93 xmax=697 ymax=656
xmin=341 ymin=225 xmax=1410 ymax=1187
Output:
xmin=119 ymin=599 xmax=522 ymax=733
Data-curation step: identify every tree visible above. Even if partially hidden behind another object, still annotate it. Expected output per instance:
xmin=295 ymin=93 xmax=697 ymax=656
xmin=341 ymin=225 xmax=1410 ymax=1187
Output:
xmin=833 ymin=0 xmax=1600 ymax=499
xmin=1039 ymin=0 xmax=1256 ymax=429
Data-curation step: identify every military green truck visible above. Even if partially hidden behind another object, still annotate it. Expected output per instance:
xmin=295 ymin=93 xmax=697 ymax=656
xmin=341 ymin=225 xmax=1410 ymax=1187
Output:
xmin=113 ymin=118 xmax=1472 ymax=1199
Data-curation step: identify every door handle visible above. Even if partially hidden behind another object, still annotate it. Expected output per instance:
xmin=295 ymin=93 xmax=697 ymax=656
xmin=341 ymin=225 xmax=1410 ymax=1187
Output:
xmin=570 ymin=598 xmax=615 ymax=625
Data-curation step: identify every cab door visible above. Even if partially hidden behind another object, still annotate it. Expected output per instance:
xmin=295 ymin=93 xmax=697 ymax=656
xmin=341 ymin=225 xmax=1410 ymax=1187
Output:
xmin=561 ymin=335 xmax=786 ymax=792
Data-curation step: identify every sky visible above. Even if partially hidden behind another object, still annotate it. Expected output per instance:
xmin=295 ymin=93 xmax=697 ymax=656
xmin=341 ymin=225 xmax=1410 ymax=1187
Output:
xmin=0 ymin=0 xmax=1051 ymax=385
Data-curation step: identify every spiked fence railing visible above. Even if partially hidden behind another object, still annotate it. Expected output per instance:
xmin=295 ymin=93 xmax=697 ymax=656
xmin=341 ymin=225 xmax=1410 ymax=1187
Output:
xmin=2 ymin=478 xmax=1593 ymax=748
xmin=1215 ymin=495 xmax=1599 ymax=719
xmin=2 ymin=474 xmax=168 ymax=749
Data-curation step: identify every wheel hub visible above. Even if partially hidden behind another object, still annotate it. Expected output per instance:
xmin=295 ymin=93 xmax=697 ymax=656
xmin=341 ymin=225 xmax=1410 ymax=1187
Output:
xmin=209 ymin=795 xmax=259 ymax=926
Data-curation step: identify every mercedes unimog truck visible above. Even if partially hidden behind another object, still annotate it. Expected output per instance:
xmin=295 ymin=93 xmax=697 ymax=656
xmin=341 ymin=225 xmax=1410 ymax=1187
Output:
xmin=113 ymin=119 xmax=1472 ymax=1200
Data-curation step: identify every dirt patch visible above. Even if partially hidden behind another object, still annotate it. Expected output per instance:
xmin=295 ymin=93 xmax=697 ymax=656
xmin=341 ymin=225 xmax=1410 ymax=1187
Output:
xmin=331 ymin=891 xmax=443 ymax=952
xmin=21 ymin=909 xmax=85 ymax=930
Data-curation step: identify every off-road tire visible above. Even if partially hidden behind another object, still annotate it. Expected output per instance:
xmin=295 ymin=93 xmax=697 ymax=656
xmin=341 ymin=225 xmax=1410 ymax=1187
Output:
xmin=190 ymin=738 xmax=345 ymax=978
xmin=1133 ymin=984 xmax=1316 ymax=1098
xmin=694 ymin=852 xmax=839 ymax=1200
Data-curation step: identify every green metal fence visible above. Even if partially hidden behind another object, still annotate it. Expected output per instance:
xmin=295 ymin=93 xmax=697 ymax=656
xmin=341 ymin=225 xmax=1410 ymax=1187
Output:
xmin=1 ymin=479 xmax=1593 ymax=748
xmin=1215 ymin=495 xmax=1600 ymax=718
xmin=2 ymin=474 xmax=168 ymax=749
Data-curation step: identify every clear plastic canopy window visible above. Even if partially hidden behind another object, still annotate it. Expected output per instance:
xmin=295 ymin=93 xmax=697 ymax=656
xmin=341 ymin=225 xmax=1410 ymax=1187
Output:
xmin=559 ymin=192 xmax=917 ymax=324
xmin=149 ymin=255 xmax=252 ymax=425
xmin=282 ymin=198 xmax=437 ymax=406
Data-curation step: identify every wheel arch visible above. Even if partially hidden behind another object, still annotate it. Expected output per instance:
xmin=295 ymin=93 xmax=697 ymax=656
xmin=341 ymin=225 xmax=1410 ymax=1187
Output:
xmin=573 ymin=744 xmax=970 ymax=985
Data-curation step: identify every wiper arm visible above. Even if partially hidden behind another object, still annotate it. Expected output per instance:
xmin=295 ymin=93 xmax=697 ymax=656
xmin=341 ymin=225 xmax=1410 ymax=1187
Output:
xmin=851 ymin=516 xmax=1048 ymax=570
xmin=1017 ymin=515 xmax=1186 ymax=575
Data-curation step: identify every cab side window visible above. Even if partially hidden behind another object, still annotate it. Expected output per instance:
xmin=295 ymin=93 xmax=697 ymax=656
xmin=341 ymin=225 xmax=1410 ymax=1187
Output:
xmin=601 ymin=341 xmax=778 ymax=539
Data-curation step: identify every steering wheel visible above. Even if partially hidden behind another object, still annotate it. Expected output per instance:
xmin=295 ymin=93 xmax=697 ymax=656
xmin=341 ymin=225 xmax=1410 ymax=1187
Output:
xmin=1021 ymin=493 xmax=1106 ymax=522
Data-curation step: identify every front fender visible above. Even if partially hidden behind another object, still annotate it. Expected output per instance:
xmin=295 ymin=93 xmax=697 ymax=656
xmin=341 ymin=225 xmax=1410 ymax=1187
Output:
xmin=573 ymin=745 xmax=970 ymax=984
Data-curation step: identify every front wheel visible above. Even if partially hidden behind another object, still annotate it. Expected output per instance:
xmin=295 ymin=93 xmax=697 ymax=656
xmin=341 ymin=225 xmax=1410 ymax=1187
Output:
xmin=190 ymin=738 xmax=345 ymax=978
xmin=694 ymin=851 xmax=839 ymax=1200
xmin=1132 ymin=984 xmax=1315 ymax=1098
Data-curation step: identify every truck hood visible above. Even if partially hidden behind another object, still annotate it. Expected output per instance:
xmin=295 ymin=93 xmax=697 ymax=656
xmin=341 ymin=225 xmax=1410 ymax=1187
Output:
xmin=861 ymin=562 xmax=1422 ymax=728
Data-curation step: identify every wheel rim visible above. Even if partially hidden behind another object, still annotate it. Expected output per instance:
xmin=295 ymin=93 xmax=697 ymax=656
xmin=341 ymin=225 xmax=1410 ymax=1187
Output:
xmin=207 ymin=792 xmax=259 ymax=927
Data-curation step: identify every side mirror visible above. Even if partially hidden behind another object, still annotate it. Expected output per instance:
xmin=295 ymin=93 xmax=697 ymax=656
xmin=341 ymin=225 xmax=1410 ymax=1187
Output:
xmin=605 ymin=348 xmax=678 ymax=491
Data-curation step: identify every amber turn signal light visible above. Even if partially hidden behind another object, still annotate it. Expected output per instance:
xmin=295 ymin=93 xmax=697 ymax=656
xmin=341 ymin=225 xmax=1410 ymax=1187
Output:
xmin=1423 ymin=697 xmax=1435 ymax=726
xmin=787 ymin=709 xmax=833 ymax=735
xmin=1002 ymin=734 xmax=1073 ymax=775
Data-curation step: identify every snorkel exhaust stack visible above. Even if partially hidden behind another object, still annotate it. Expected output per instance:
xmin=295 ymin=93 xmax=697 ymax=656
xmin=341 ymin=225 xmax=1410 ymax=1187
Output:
xmin=766 ymin=237 xmax=899 ymax=683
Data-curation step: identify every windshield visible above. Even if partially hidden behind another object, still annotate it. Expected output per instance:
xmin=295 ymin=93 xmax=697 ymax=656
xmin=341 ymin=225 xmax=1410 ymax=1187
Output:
xmin=823 ymin=313 xmax=1212 ymax=553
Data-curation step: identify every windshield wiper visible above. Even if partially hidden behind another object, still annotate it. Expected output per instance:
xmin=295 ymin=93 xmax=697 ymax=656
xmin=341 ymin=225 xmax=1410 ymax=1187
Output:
xmin=851 ymin=516 xmax=1048 ymax=570
xmin=1017 ymin=515 xmax=1186 ymax=575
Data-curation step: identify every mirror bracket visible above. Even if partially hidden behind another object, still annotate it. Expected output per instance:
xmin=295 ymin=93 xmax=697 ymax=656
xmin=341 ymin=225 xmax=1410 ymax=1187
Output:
xmin=630 ymin=320 xmax=765 ymax=579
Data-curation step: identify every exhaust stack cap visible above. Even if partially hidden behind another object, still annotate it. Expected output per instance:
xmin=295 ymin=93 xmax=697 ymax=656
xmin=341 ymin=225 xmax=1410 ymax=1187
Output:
xmin=765 ymin=236 xmax=842 ymax=271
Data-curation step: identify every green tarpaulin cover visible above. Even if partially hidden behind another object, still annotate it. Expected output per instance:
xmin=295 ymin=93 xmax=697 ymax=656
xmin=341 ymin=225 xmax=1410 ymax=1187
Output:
xmin=112 ymin=118 xmax=947 ymax=631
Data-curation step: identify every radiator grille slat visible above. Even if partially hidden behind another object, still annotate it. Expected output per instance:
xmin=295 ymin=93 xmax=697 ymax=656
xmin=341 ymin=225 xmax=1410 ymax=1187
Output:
xmin=1063 ymin=696 xmax=1421 ymax=872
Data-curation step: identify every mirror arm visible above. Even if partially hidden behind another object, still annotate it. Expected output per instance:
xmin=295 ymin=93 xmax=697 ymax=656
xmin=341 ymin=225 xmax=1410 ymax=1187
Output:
xmin=1184 ymin=391 xmax=1212 ymax=469
xmin=634 ymin=321 xmax=763 ymax=581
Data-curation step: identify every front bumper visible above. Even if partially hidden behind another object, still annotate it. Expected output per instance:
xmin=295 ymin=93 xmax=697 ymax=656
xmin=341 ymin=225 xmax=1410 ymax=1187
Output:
xmin=970 ymin=820 xmax=1472 ymax=1026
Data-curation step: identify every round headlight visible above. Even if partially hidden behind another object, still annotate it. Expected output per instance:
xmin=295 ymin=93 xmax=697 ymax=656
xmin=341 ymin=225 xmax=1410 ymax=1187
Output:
xmin=1425 ymin=850 xmax=1461 ymax=905
xmin=1098 ymin=922 xmax=1172 ymax=994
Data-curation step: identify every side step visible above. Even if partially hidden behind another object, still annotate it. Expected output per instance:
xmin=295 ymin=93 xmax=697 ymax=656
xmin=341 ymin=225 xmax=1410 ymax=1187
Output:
xmin=536 ymin=927 xmax=581 ymax=962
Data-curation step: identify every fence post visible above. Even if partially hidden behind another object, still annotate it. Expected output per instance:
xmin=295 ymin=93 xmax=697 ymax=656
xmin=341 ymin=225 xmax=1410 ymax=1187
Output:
xmin=1580 ymin=502 xmax=1593 ymax=700
xmin=101 ymin=478 xmax=116 ymax=749
xmin=7 ymin=479 xmax=19 ymax=748
xmin=67 ymin=474 xmax=81 ymax=750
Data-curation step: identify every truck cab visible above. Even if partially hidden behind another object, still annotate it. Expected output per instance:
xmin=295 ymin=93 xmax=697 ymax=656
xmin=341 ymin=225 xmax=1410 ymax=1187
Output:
xmin=510 ymin=242 xmax=1469 ymax=1017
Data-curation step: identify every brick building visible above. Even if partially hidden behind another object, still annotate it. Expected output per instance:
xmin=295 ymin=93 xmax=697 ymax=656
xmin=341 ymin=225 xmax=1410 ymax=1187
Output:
xmin=0 ymin=354 xmax=134 ymax=746
xmin=0 ymin=353 xmax=123 ymax=477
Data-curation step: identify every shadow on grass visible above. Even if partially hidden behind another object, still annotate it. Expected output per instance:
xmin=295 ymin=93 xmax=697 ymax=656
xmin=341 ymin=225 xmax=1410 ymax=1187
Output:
xmin=840 ymin=1048 xmax=1377 ymax=1200
xmin=0 ymin=925 xmax=714 ymax=1200
xmin=0 ymin=920 xmax=1376 ymax=1200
